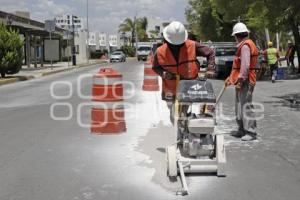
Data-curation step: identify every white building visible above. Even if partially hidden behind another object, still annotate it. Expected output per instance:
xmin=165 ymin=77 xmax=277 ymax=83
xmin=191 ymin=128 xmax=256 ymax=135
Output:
xmin=146 ymin=18 xmax=169 ymax=39
xmin=55 ymin=14 xmax=83 ymax=32
xmin=109 ymin=35 xmax=118 ymax=47
xmin=74 ymin=30 xmax=88 ymax=63
xmin=99 ymin=33 xmax=107 ymax=47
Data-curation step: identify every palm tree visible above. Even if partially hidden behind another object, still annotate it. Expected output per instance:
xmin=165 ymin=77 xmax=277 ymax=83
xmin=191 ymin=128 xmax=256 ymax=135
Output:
xmin=137 ymin=17 xmax=149 ymax=42
xmin=119 ymin=18 xmax=136 ymax=47
xmin=149 ymin=30 xmax=160 ymax=39
xmin=119 ymin=17 xmax=149 ymax=46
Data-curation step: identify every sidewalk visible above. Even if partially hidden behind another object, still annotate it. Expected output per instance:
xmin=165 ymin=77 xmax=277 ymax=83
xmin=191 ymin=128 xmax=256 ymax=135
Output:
xmin=0 ymin=59 xmax=107 ymax=86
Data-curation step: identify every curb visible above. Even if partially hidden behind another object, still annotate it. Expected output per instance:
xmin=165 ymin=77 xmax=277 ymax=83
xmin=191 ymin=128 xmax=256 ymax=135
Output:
xmin=41 ymin=67 xmax=77 ymax=77
xmin=41 ymin=61 xmax=107 ymax=77
xmin=0 ymin=61 xmax=107 ymax=86
xmin=0 ymin=76 xmax=34 ymax=86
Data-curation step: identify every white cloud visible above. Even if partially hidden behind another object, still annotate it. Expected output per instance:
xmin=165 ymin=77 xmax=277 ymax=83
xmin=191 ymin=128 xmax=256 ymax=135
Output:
xmin=0 ymin=0 xmax=188 ymax=33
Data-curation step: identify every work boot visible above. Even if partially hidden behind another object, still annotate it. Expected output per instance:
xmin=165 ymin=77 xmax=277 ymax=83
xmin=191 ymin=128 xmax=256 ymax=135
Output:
xmin=241 ymin=134 xmax=257 ymax=141
xmin=231 ymin=129 xmax=245 ymax=138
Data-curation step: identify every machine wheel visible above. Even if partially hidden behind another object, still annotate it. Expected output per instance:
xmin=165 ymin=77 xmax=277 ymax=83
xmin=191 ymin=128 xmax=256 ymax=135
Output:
xmin=166 ymin=146 xmax=178 ymax=177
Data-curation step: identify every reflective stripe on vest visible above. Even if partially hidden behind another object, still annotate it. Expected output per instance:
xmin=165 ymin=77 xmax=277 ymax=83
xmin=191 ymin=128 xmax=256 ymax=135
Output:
xmin=229 ymin=39 xmax=258 ymax=86
xmin=267 ymin=48 xmax=277 ymax=65
xmin=156 ymin=40 xmax=200 ymax=98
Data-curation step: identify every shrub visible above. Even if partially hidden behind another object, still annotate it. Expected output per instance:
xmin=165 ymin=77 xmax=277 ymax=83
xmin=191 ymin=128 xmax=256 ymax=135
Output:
xmin=120 ymin=45 xmax=136 ymax=57
xmin=0 ymin=23 xmax=24 ymax=78
xmin=90 ymin=50 xmax=104 ymax=59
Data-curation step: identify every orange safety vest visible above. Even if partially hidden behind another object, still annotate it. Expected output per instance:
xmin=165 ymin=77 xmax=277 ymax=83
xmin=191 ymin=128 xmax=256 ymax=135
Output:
xmin=229 ymin=39 xmax=258 ymax=86
xmin=157 ymin=40 xmax=200 ymax=99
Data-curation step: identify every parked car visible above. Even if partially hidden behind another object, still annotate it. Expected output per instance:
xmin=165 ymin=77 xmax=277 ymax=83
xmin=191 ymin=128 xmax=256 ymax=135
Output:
xmin=137 ymin=45 xmax=151 ymax=61
xmin=213 ymin=45 xmax=237 ymax=78
xmin=110 ymin=51 xmax=126 ymax=62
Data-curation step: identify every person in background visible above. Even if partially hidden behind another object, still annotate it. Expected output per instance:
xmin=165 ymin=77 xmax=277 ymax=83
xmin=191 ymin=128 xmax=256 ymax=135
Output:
xmin=257 ymin=48 xmax=268 ymax=80
xmin=285 ymin=40 xmax=296 ymax=72
xmin=263 ymin=41 xmax=281 ymax=83
xmin=152 ymin=21 xmax=215 ymax=123
xmin=225 ymin=22 xmax=258 ymax=141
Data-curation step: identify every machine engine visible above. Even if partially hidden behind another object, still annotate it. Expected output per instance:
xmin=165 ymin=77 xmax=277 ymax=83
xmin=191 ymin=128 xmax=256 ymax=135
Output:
xmin=177 ymin=79 xmax=217 ymax=158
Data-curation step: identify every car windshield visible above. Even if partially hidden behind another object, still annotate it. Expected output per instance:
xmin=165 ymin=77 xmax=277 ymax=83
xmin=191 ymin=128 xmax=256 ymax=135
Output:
xmin=215 ymin=47 xmax=236 ymax=56
xmin=138 ymin=46 xmax=151 ymax=51
xmin=112 ymin=52 xmax=121 ymax=55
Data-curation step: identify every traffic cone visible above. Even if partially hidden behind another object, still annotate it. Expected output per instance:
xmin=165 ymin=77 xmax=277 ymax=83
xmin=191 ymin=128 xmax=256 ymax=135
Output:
xmin=91 ymin=68 xmax=126 ymax=134
xmin=142 ymin=61 xmax=159 ymax=91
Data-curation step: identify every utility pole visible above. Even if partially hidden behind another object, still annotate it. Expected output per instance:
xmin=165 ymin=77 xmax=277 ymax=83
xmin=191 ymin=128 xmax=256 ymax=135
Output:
xmin=265 ymin=28 xmax=270 ymax=43
xmin=86 ymin=0 xmax=90 ymax=63
xmin=49 ymin=30 xmax=53 ymax=69
xmin=72 ymin=15 xmax=76 ymax=66
xmin=134 ymin=14 xmax=139 ymax=57
xmin=276 ymin=32 xmax=280 ymax=50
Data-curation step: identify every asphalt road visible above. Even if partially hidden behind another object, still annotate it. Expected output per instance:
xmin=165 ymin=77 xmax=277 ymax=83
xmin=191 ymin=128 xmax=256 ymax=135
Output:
xmin=0 ymin=60 xmax=299 ymax=200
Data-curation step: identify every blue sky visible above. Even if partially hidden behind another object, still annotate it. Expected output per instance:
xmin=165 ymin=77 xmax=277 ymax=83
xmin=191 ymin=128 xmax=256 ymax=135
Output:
xmin=1 ymin=0 xmax=188 ymax=33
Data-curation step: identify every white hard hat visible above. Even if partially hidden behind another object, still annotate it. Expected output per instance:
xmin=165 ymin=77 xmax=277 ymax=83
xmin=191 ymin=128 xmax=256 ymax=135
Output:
xmin=163 ymin=21 xmax=188 ymax=45
xmin=231 ymin=22 xmax=250 ymax=36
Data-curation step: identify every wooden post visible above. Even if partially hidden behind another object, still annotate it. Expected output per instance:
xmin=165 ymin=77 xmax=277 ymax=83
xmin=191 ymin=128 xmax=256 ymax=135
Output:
xmin=25 ymin=32 xmax=31 ymax=68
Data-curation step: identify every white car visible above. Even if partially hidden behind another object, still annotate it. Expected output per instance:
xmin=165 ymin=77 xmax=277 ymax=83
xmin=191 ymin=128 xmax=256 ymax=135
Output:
xmin=110 ymin=51 xmax=126 ymax=63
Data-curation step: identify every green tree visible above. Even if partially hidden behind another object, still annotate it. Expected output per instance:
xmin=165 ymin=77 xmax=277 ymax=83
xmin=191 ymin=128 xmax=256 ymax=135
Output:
xmin=263 ymin=0 xmax=300 ymax=73
xmin=119 ymin=18 xmax=136 ymax=47
xmin=186 ymin=0 xmax=218 ymax=41
xmin=149 ymin=30 xmax=160 ymax=39
xmin=118 ymin=16 xmax=149 ymax=46
xmin=187 ymin=0 xmax=300 ymax=72
xmin=0 ymin=23 xmax=24 ymax=78
xmin=137 ymin=17 xmax=149 ymax=42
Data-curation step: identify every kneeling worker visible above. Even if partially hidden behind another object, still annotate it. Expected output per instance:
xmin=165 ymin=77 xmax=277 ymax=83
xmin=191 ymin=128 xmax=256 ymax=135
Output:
xmin=152 ymin=21 xmax=215 ymax=122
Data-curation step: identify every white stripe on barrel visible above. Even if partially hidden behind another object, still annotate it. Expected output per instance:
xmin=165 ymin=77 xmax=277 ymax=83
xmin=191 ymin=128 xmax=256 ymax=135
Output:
xmin=91 ymin=101 xmax=124 ymax=109
xmin=93 ymin=76 xmax=123 ymax=85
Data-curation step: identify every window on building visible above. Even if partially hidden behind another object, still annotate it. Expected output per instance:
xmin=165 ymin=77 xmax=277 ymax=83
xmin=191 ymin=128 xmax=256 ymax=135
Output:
xmin=75 ymin=45 xmax=80 ymax=54
xmin=155 ymin=26 xmax=160 ymax=32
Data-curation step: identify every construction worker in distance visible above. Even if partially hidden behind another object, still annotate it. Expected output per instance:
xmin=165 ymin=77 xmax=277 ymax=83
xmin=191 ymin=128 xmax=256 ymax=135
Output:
xmin=225 ymin=22 xmax=258 ymax=141
xmin=285 ymin=40 xmax=296 ymax=72
xmin=263 ymin=41 xmax=281 ymax=83
xmin=152 ymin=21 xmax=215 ymax=123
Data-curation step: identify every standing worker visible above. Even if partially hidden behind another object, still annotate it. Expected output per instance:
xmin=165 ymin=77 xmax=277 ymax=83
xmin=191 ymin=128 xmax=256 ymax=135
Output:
xmin=263 ymin=41 xmax=281 ymax=83
xmin=152 ymin=21 xmax=215 ymax=122
xmin=225 ymin=22 xmax=258 ymax=141
xmin=285 ymin=40 xmax=296 ymax=72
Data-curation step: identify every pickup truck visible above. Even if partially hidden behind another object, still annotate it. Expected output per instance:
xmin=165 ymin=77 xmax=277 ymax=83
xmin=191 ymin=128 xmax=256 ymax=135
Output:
xmin=137 ymin=45 xmax=151 ymax=61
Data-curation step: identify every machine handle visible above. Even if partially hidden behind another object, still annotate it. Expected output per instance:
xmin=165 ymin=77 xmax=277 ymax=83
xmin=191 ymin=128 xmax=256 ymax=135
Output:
xmin=215 ymin=86 xmax=226 ymax=106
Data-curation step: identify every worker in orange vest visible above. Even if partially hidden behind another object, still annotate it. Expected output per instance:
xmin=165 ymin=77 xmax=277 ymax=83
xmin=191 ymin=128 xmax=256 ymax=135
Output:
xmin=152 ymin=21 xmax=215 ymax=123
xmin=225 ymin=22 xmax=259 ymax=141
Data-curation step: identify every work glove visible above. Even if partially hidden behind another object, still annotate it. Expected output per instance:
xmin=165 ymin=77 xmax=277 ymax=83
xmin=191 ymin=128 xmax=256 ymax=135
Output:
xmin=224 ymin=77 xmax=232 ymax=87
xmin=235 ymin=82 xmax=242 ymax=92
xmin=162 ymin=71 xmax=176 ymax=80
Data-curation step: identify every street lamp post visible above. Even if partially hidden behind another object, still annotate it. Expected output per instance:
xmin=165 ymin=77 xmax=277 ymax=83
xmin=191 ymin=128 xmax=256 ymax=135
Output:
xmin=86 ymin=0 xmax=90 ymax=63
xmin=134 ymin=15 xmax=139 ymax=57
xmin=72 ymin=15 xmax=76 ymax=66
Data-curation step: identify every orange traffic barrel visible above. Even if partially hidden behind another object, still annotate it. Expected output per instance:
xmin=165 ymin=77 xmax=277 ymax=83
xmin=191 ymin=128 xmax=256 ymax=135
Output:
xmin=142 ymin=61 xmax=159 ymax=91
xmin=91 ymin=68 xmax=126 ymax=134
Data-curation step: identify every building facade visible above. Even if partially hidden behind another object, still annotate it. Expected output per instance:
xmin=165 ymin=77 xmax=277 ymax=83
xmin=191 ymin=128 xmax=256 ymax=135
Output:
xmin=55 ymin=14 xmax=83 ymax=32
